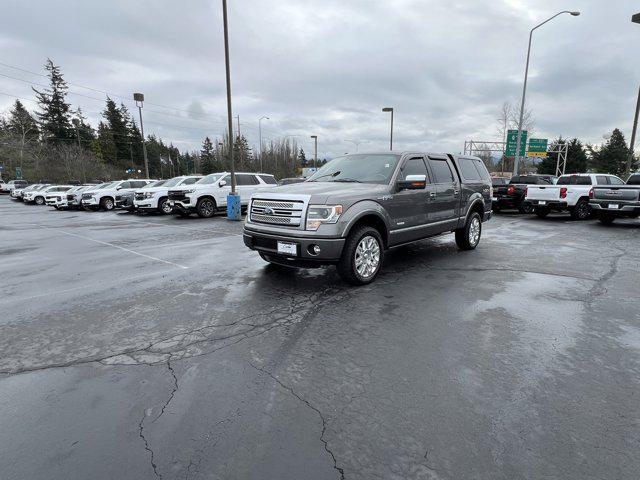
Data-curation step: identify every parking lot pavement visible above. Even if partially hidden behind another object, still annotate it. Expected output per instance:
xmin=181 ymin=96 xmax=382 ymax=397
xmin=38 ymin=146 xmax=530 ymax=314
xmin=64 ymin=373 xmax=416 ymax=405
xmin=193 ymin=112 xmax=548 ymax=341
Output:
xmin=1 ymin=197 xmax=639 ymax=480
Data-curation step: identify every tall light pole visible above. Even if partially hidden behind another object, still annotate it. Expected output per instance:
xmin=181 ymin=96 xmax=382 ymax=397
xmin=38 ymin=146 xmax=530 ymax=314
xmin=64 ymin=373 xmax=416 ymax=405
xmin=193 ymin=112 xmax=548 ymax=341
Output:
xmin=627 ymin=13 xmax=640 ymax=176
xmin=382 ymin=107 xmax=394 ymax=151
xmin=221 ymin=0 xmax=240 ymax=220
xmin=513 ymin=10 xmax=580 ymax=175
xmin=344 ymin=139 xmax=369 ymax=153
xmin=310 ymin=135 xmax=318 ymax=170
xmin=133 ymin=93 xmax=150 ymax=178
xmin=258 ymin=116 xmax=269 ymax=171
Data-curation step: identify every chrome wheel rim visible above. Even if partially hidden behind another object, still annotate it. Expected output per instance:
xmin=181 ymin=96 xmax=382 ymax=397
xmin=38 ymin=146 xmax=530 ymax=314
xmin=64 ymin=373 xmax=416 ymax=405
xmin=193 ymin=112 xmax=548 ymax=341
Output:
xmin=161 ymin=201 xmax=172 ymax=214
xmin=355 ymin=235 xmax=381 ymax=279
xmin=104 ymin=199 xmax=113 ymax=210
xmin=201 ymin=201 xmax=214 ymax=216
xmin=469 ymin=217 xmax=481 ymax=246
xmin=578 ymin=203 xmax=589 ymax=219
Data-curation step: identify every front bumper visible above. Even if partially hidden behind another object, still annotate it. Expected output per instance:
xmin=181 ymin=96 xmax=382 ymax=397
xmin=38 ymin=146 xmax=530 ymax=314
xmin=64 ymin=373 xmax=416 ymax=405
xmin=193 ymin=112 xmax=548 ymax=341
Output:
xmin=81 ymin=197 xmax=98 ymax=206
xmin=243 ymin=226 xmax=345 ymax=264
xmin=115 ymin=198 xmax=134 ymax=209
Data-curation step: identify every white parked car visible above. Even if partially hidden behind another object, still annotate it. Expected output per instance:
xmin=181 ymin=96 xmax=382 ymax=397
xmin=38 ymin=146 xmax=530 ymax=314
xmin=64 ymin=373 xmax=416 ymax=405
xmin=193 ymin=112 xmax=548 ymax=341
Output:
xmin=525 ymin=173 xmax=625 ymax=220
xmin=52 ymin=185 xmax=94 ymax=209
xmin=134 ymin=175 xmax=202 ymax=214
xmin=12 ymin=183 xmax=43 ymax=200
xmin=81 ymin=179 xmax=155 ymax=210
xmin=45 ymin=186 xmax=76 ymax=207
xmin=24 ymin=185 xmax=72 ymax=205
xmin=2 ymin=179 xmax=29 ymax=194
xmin=168 ymin=172 xmax=277 ymax=218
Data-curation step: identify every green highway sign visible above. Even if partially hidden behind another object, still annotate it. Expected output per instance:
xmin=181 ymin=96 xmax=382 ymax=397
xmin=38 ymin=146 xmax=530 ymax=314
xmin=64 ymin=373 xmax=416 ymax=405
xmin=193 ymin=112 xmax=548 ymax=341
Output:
xmin=505 ymin=129 xmax=527 ymax=157
xmin=15 ymin=167 xmax=22 ymax=180
xmin=527 ymin=138 xmax=548 ymax=158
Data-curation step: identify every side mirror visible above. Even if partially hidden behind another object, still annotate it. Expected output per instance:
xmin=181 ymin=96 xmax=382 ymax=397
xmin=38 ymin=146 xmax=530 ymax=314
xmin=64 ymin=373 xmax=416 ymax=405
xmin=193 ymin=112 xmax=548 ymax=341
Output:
xmin=397 ymin=174 xmax=427 ymax=190
xmin=219 ymin=180 xmax=227 ymax=187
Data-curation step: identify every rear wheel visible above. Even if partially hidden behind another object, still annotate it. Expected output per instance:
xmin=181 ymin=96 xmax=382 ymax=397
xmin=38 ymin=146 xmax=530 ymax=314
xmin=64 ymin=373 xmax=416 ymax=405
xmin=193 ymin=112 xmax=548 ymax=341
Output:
xmin=598 ymin=214 xmax=615 ymax=225
xmin=101 ymin=197 xmax=115 ymax=211
xmin=518 ymin=202 xmax=533 ymax=214
xmin=455 ymin=212 xmax=482 ymax=250
xmin=535 ymin=206 xmax=550 ymax=218
xmin=34 ymin=196 xmax=45 ymax=205
xmin=570 ymin=199 xmax=590 ymax=220
xmin=158 ymin=198 xmax=173 ymax=214
xmin=337 ymin=226 xmax=384 ymax=285
xmin=196 ymin=197 xmax=217 ymax=218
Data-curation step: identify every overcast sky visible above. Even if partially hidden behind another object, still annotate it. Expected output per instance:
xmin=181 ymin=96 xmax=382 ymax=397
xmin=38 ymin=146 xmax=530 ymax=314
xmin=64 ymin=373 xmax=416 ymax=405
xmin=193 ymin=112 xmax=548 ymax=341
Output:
xmin=0 ymin=0 xmax=638 ymax=159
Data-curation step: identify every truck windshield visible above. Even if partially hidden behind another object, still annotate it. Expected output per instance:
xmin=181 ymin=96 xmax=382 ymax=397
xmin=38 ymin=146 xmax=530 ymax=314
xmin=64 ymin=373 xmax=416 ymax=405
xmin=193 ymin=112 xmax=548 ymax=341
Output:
xmin=307 ymin=154 xmax=400 ymax=184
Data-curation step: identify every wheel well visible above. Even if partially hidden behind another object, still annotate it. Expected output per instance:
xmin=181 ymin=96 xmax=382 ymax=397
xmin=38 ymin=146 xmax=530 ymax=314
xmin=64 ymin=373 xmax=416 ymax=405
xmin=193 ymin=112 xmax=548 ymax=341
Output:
xmin=101 ymin=196 xmax=114 ymax=203
xmin=469 ymin=200 xmax=484 ymax=219
xmin=348 ymin=214 xmax=389 ymax=248
xmin=197 ymin=195 xmax=217 ymax=208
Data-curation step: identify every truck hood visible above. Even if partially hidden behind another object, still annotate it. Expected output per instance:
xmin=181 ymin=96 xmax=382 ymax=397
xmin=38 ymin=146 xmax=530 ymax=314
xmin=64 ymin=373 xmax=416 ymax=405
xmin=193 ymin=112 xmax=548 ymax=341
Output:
xmin=257 ymin=182 xmax=389 ymax=204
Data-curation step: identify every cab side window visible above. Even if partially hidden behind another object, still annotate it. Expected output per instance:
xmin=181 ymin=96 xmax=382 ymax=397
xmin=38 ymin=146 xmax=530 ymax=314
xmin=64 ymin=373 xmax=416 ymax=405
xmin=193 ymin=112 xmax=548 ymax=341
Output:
xmin=609 ymin=176 xmax=624 ymax=185
xmin=237 ymin=174 xmax=259 ymax=186
xmin=401 ymin=158 xmax=429 ymax=181
xmin=182 ymin=177 xmax=200 ymax=185
xmin=428 ymin=159 xmax=455 ymax=184
xmin=596 ymin=175 xmax=609 ymax=185
xmin=458 ymin=158 xmax=481 ymax=181
xmin=118 ymin=181 xmax=131 ymax=189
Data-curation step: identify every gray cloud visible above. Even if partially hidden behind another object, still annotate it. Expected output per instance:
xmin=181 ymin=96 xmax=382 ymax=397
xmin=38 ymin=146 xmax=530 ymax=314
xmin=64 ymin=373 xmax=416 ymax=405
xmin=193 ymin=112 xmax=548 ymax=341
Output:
xmin=0 ymin=0 xmax=638 ymax=159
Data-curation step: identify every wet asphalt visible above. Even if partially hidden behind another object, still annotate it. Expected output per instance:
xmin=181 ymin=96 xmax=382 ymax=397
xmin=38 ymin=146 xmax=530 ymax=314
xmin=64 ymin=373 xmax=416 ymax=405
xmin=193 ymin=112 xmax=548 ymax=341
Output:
xmin=0 ymin=196 xmax=639 ymax=480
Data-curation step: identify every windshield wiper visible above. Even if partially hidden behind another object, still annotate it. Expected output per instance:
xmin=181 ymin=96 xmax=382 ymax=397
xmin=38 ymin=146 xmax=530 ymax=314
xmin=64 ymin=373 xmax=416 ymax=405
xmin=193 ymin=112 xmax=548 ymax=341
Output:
xmin=309 ymin=171 xmax=341 ymax=182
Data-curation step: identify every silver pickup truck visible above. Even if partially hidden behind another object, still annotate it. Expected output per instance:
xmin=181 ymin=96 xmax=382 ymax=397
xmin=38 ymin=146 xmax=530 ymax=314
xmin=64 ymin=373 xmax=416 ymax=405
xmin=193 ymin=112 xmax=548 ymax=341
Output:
xmin=590 ymin=173 xmax=640 ymax=224
xmin=243 ymin=151 xmax=492 ymax=285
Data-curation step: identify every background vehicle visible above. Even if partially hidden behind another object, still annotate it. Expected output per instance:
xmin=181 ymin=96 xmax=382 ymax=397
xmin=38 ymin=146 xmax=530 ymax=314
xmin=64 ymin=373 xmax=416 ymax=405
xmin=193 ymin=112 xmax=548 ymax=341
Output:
xmin=279 ymin=177 xmax=305 ymax=185
xmin=11 ymin=183 xmax=43 ymax=201
xmin=54 ymin=185 xmax=94 ymax=209
xmin=45 ymin=186 xmax=75 ymax=207
xmin=492 ymin=174 xmax=553 ymax=213
xmin=169 ymin=172 xmax=277 ymax=218
xmin=25 ymin=185 xmax=72 ymax=205
xmin=134 ymin=177 xmax=200 ymax=214
xmin=1 ymin=179 xmax=29 ymax=194
xmin=81 ymin=179 xmax=154 ymax=210
xmin=590 ymin=173 xmax=640 ymax=224
xmin=243 ymin=152 xmax=492 ymax=285
xmin=526 ymin=173 xmax=624 ymax=219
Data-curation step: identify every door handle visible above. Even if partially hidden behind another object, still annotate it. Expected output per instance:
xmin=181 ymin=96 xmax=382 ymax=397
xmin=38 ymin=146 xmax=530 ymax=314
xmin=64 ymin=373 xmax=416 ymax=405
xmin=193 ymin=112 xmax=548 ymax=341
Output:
xmin=429 ymin=191 xmax=436 ymax=198
xmin=453 ymin=190 xmax=460 ymax=195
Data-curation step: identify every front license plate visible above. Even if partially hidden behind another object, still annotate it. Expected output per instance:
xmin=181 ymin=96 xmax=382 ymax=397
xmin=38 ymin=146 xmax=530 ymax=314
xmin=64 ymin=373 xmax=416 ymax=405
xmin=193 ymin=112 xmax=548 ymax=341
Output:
xmin=539 ymin=200 xmax=546 ymax=205
xmin=609 ymin=204 xmax=619 ymax=209
xmin=277 ymin=241 xmax=297 ymax=256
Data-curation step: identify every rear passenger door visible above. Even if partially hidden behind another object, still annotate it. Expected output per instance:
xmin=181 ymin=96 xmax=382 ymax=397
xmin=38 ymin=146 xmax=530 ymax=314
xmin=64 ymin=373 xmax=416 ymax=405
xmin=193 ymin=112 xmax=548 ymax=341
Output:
xmin=236 ymin=174 xmax=260 ymax=204
xmin=427 ymin=156 xmax=460 ymax=223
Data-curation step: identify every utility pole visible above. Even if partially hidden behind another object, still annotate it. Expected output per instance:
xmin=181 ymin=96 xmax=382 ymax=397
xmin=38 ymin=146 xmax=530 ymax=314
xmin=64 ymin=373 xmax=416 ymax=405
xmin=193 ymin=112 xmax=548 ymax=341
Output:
xmin=258 ymin=115 xmax=269 ymax=172
xmin=133 ymin=92 xmax=150 ymax=178
xmin=382 ymin=107 xmax=394 ymax=150
xmin=311 ymin=135 xmax=318 ymax=170
xmin=222 ymin=0 xmax=240 ymax=220
xmin=627 ymin=86 xmax=640 ymax=176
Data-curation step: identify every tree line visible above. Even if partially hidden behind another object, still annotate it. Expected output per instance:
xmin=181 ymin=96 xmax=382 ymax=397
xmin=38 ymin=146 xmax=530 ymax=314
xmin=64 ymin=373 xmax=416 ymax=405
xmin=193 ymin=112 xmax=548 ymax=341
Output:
xmin=0 ymin=59 xmax=308 ymax=183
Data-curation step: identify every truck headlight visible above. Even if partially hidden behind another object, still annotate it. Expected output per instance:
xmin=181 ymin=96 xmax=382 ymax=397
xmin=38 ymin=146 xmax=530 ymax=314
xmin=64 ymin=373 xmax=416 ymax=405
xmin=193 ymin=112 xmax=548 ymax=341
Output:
xmin=143 ymin=192 xmax=155 ymax=199
xmin=306 ymin=205 xmax=343 ymax=231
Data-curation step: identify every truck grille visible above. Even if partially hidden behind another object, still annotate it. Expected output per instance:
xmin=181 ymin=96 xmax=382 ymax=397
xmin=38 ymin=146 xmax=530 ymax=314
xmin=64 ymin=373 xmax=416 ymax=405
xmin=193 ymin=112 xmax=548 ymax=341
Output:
xmin=168 ymin=190 xmax=187 ymax=201
xmin=67 ymin=195 xmax=75 ymax=201
xmin=135 ymin=192 xmax=145 ymax=200
xmin=250 ymin=198 xmax=304 ymax=226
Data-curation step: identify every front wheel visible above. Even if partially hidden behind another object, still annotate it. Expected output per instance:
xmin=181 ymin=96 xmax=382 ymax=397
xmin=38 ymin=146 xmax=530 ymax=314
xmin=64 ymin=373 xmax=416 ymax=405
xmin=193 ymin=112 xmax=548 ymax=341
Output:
xmin=337 ymin=226 xmax=384 ymax=285
xmin=455 ymin=212 xmax=482 ymax=250
xmin=196 ymin=197 xmax=217 ymax=218
xmin=158 ymin=198 xmax=173 ymax=215
xmin=570 ymin=199 xmax=591 ymax=220
xmin=100 ymin=197 xmax=115 ymax=211
xmin=34 ymin=196 xmax=45 ymax=206
xmin=535 ymin=206 xmax=550 ymax=218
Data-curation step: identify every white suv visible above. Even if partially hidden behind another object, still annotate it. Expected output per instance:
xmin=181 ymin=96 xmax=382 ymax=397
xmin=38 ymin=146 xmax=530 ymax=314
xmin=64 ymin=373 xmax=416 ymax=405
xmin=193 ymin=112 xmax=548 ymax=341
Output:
xmin=81 ymin=179 xmax=155 ymax=210
xmin=25 ymin=185 xmax=72 ymax=205
xmin=134 ymin=175 xmax=202 ymax=214
xmin=168 ymin=172 xmax=277 ymax=218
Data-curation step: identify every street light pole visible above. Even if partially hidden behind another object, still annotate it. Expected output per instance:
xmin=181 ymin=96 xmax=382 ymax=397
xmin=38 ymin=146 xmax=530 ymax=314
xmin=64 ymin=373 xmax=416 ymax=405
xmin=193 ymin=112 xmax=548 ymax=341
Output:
xmin=221 ymin=0 xmax=240 ymax=220
xmin=258 ymin=116 xmax=269 ymax=172
xmin=311 ymin=135 xmax=318 ymax=170
xmin=133 ymin=93 xmax=150 ymax=178
xmin=382 ymin=107 xmax=394 ymax=150
xmin=513 ymin=10 xmax=580 ymax=175
xmin=627 ymin=13 xmax=640 ymax=175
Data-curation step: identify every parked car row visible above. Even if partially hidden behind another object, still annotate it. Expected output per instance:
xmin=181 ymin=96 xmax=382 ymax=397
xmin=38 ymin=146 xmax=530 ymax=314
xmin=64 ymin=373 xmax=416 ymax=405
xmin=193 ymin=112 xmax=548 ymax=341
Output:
xmin=6 ymin=171 xmax=279 ymax=218
xmin=491 ymin=172 xmax=640 ymax=224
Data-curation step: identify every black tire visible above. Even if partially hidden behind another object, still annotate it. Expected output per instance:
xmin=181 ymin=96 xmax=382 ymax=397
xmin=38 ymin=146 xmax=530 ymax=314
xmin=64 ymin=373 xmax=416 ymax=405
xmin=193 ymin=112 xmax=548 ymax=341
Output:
xmin=455 ymin=212 xmax=482 ymax=250
xmin=34 ymin=196 xmax=45 ymax=206
xmin=518 ymin=202 xmax=533 ymax=214
xmin=100 ymin=197 xmax=115 ymax=211
xmin=598 ymin=214 xmax=615 ymax=225
xmin=570 ymin=199 xmax=591 ymax=220
xmin=337 ymin=225 xmax=384 ymax=286
xmin=196 ymin=197 xmax=217 ymax=218
xmin=535 ymin=206 xmax=550 ymax=218
xmin=158 ymin=197 xmax=173 ymax=215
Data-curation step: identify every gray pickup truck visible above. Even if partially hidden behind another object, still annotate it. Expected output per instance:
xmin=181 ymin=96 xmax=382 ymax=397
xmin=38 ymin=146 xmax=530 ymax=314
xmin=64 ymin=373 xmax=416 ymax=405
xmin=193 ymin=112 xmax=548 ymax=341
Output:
xmin=590 ymin=173 xmax=640 ymax=224
xmin=243 ymin=152 xmax=492 ymax=284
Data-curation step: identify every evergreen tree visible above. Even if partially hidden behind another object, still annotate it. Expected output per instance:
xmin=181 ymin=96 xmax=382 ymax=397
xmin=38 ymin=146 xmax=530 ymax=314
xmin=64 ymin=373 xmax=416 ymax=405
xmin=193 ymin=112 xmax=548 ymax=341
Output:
xmin=589 ymin=129 xmax=630 ymax=175
xmin=7 ymin=100 xmax=39 ymax=140
xmin=233 ymin=135 xmax=251 ymax=170
xmin=537 ymin=138 xmax=588 ymax=175
xmin=32 ymin=59 xmax=73 ymax=143
xmin=71 ymin=108 xmax=96 ymax=148
xmin=298 ymin=148 xmax=307 ymax=167
xmin=101 ymin=98 xmax=130 ymax=168
xmin=201 ymin=137 xmax=215 ymax=174
xmin=96 ymin=121 xmax=116 ymax=164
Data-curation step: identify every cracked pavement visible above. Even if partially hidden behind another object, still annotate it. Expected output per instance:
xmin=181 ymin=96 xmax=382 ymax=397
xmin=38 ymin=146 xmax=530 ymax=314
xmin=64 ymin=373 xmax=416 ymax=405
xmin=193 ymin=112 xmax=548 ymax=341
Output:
xmin=1 ymin=197 xmax=639 ymax=479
